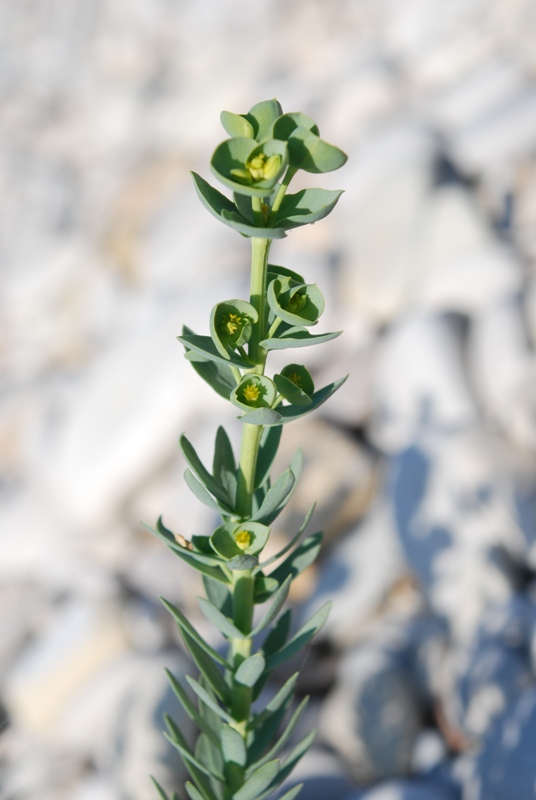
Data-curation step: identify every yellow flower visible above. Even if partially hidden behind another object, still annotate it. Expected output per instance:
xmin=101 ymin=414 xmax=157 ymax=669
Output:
xmin=234 ymin=530 xmax=252 ymax=550
xmin=243 ymin=384 xmax=261 ymax=403
xmin=220 ymin=312 xmax=242 ymax=336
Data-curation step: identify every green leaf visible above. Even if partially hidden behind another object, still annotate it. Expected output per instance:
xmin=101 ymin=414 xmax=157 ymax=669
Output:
xmin=195 ymin=733 xmax=225 ymax=800
xmin=274 ymin=188 xmax=344 ymax=229
xmin=180 ymin=434 xmax=233 ymax=508
xmin=257 ymin=504 xmax=316 ymax=571
xmin=213 ymin=426 xmax=237 ymax=504
xmin=186 ymin=676 xmax=233 ymax=724
xmin=221 ymin=110 xmax=255 ymax=139
xmin=277 ymin=729 xmax=317 ymax=784
xmin=260 ymin=327 xmax=342 ymax=351
xmin=184 ymin=469 xmax=234 ymax=515
xmin=287 ymin=127 xmax=348 ymax=173
xmin=261 ymin=609 xmax=293 ymax=658
xmin=254 ymin=572 xmax=280 ymax=603
xmin=165 ymin=669 xmax=220 ymax=746
xmin=247 ymin=683 xmax=297 ymax=764
xmin=269 ymin=532 xmax=323 ymax=587
xmin=240 ymin=376 xmax=348 ymax=426
xmin=185 ymin=351 xmax=237 ymax=400
xmin=233 ymin=760 xmax=280 ymax=800
xmin=247 ymin=696 xmax=309 ymax=772
xmin=142 ymin=521 xmax=230 ymax=584
xmin=164 ymin=715 xmax=220 ymax=798
xmin=233 ymin=191 xmax=254 ymax=223
xmin=220 ymin=209 xmax=288 ymax=240
xmin=211 ymin=138 xmax=288 ymax=198
xmin=197 ymin=596 xmax=246 ymax=640
xmin=267 ymin=263 xmax=305 ymax=284
xmin=270 ymin=111 xmax=319 ymax=141
xmin=179 ymin=331 xmax=253 ymax=369
xmin=151 ymin=776 xmax=171 ymax=800
xmin=251 ymin=575 xmax=292 ymax=636
xmin=181 ymin=631 xmax=231 ymax=703
xmin=267 ymin=279 xmax=325 ymax=328
xmin=254 ymin=424 xmax=282 ymax=489
xmin=265 ymin=602 xmax=331 ymax=671
xmin=246 ymin=98 xmax=284 ymax=140
xmin=221 ymin=725 xmax=247 ymax=767
xmin=249 ymin=672 xmax=299 ymax=732
xmin=251 ymin=468 xmax=295 ymax=523
xmin=238 ymin=408 xmax=282 ymax=426
xmin=234 ymin=653 xmax=266 ymax=687
xmin=274 ymin=372 xmax=313 ymax=407
xmin=160 ymin=598 xmax=230 ymax=667
xmin=185 ymin=783 xmax=208 ymax=800
xmin=276 ymin=784 xmax=304 ymax=800
xmin=203 ymin=574 xmax=233 ymax=617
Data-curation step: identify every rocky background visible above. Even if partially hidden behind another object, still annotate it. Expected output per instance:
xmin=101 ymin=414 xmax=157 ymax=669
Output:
xmin=2 ymin=1 xmax=536 ymax=799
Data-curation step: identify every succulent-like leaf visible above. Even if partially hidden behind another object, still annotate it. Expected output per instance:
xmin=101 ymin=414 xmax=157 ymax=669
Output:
xmin=227 ymin=553 xmax=259 ymax=570
xmin=256 ymin=503 xmax=316 ymax=571
xmin=185 ymin=783 xmax=208 ymax=800
xmin=250 ymin=468 xmax=295 ymax=523
xmin=180 ymin=434 xmax=234 ymax=508
xmin=142 ymin=521 xmax=230 ymax=584
xmin=151 ymin=776 xmax=172 ymax=800
xmin=275 ymin=784 xmax=304 ymax=800
xmin=269 ymin=111 xmax=319 ymax=141
xmin=249 ymin=672 xmax=299 ymax=733
xmin=165 ymin=669 xmax=220 ymax=746
xmin=265 ymin=602 xmax=331 ymax=671
xmin=251 ymin=575 xmax=292 ymax=637
xmin=240 ymin=376 xmax=348 ymax=426
xmin=213 ymin=426 xmax=237 ymax=503
xmin=186 ymin=676 xmax=233 ymax=723
xmin=185 ymin=351 xmax=237 ymax=400
xmin=276 ymin=729 xmax=317 ymax=785
xmin=179 ymin=331 xmax=253 ymax=369
xmin=254 ymin=424 xmax=282 ymax=489
xmin=233 ymin=760 xmax=280 ymax=800
xmin=275 ymin=188 xmax=344 ymax=230
xmin=195 ymin=733 xmax=225 ymax=800
xmin=181 ymin=631 xmax=231 ymax=703
xmin=247 ymin=696 xmax=309 ymax=773
xmin=287 ymin=127 xmax=347 ymax=173
xmin=161 ymin=598 xmax=230 ymax=667
xmin=246 ymin=98 xmax=284 ymax=140
xmin=221 ymin=724 xmax=247 ymax=768
xmin=202 ymin=574 xmax=233 ymax=616
xmin=260 ymin=327 xmax=342 ymax=351
xmin=268 ymin=532 xmax=323 ymax=587
xmin=164 ymin=715 xmax=220 ymax=797
xmin=274 ymin=364 xmax=314 ymax=407
xmin=261 ymin=609 xmax=293 ymax=657
xmin=253 ymin=572 xmax=280 ymax=602
xmin=221 ymin=110 xmax=255 ymax=139
xmin=191 ymin=173 xmax=287 ymax=238
xmin=184 ymin=469 xmax=234 ymax=515
xmin=197 ymin=596 xmax=246 ymax=640
xmin=234 ymin=653 xmax=266 ymax=687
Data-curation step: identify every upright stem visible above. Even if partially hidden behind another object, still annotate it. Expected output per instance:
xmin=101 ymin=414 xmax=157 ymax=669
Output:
xmin=248 ymin=235 xmax=271 ymax=372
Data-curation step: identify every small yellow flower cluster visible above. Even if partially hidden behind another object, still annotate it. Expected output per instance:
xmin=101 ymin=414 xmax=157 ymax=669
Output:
xmin=242 ymin=384 xmax=261 ymax=403
xmin=230 ymin=152 xmax=281 ymax=185
xmin=234 ymin=529 xmax=252 ymax=550
xmin=220 ymin=312 xmax=242 ymax=336
xmin=286 ymin=372 xmax=302 ymax=387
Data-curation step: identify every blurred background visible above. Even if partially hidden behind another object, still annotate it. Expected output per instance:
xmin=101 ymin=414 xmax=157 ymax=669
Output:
xmin=2 ymin=1 xmax=536 ymax=799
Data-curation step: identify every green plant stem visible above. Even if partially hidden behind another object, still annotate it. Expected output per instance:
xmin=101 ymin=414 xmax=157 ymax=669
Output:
xmin=269 ymin=167 xmax=297 ymax=221
xmin=248 ymin=236 xmax=271 ymax=371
